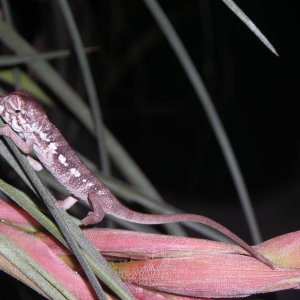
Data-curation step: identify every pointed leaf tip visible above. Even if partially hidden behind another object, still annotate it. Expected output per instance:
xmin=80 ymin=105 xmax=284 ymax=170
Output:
xmin=222 ymin=0 xmax=278 ymax=56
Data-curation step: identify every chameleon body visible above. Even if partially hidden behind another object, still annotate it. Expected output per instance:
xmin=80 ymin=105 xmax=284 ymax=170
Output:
xmin=0 ymin=91 xmax=273 ymax=268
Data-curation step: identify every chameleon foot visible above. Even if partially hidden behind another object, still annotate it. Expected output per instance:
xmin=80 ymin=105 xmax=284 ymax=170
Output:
xmin=82 ymin=210 xmax=105 ymax=226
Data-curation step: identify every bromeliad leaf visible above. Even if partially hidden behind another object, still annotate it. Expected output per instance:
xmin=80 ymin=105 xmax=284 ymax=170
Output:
xmin=222 ymin=0 xmax=278 ymax=55
xmin=0 ymin=69 xmax=53 ymax=105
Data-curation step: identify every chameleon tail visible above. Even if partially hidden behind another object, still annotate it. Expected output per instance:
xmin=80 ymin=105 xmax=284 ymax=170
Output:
xmin=108 ymin=201 xmax=275 ymax=269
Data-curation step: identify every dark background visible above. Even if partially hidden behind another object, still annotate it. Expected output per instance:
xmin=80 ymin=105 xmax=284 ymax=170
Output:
xmin=2 ymin=1 xmax=300 ymax=299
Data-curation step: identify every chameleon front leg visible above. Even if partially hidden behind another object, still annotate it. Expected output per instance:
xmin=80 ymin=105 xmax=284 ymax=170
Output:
xmin=0 ymin=124 xmax=41 ymax=170
xmin=0 ymin=124 xmax=34 ymax=153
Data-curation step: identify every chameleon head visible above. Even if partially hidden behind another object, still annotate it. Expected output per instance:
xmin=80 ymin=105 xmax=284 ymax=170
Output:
xmin=0 ymin=90 xmax=45 ymax=133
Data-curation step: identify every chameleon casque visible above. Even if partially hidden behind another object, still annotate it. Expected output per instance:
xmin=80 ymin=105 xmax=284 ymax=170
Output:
xmin=0 ymin=91 xmax=273 ymax=268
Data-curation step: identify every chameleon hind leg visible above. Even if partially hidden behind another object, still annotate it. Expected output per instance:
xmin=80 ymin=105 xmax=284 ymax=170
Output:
xmin=81 ymin=192 xmax=105 ymax=225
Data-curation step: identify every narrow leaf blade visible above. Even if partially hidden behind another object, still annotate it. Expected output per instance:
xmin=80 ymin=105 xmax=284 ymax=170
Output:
xmin=222 ymin=0 xmax=278 ymax=55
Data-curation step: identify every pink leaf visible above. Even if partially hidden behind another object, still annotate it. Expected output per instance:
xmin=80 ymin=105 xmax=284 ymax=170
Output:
xmin=0 ymin=223 xmax=97 ymax=299
xmin=0 ymin=200 xmax=40 ymax=228
xmin=82 ymin=228 xmax=245 ymax=259
xmin=2 ymin=201 xmax=300 ymax=298
xmin=256 ymin=230 xmax=300 ymax=269
xmin=111 ymin=253 xmax=300 ymax=298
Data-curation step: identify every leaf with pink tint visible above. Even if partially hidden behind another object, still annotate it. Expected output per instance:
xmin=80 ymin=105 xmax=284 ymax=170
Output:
xmin=36 ymin=226 xmax=245 ymax=261
xmin=256 ymin=230 xmax=300 ymax=269
xmin=42 ymin=227 xmax=300 ymax=298
xmin=127 ymin=283 xmax=216 ymax=300
xmin=0 ymin=223 xmax=97 ymax=300
xmin=2 ymin=200 xmax=300 ymax=299
xmin=0 ymin=200 xmax=40 ymax=229
xmin=82 ymin=228 xmax=245 ymax=259
xmin=111 ymin=252 xmax=300 ymax=298
xmin=32 ymin=227 xmax=300 ymax=298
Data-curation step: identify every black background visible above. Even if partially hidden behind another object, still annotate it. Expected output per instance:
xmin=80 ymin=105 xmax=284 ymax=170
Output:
xmin=2 ymin=1 xmax=300 ymax=299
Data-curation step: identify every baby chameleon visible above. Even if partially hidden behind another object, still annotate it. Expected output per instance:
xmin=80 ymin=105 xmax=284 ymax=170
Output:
xmin=0 ymin=91 xmax=273 ymax=268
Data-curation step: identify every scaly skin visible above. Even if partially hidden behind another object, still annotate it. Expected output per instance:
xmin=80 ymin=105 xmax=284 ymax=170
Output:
xmin=0 ymin=91 xmax=274 ymax=268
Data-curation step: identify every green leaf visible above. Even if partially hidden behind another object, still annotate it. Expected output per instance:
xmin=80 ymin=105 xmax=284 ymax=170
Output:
xmin=57 ymin=0 xmax=109 ymax=174
xmin=0 ymin=69 xmax=53 ymax=105
xmin=0 ymin=178 xmax=65 ymax=243
xmin=143 ymin=0 xmax=262 ymax=243
xmin=0 ymin=48 xmax=96 ymax=67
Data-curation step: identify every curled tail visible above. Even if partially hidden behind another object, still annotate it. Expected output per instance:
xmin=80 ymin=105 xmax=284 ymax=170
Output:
xmin=108 ymin=201 xmax=274 ymax=269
